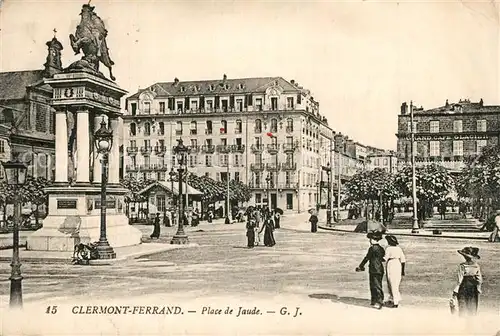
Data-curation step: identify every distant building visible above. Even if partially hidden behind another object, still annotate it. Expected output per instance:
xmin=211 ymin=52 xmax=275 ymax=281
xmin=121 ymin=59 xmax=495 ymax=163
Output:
xmin=0 ymin=36 xmax=62 ymax=181
xmin=367 ymin=150 xmax=398 ymax=173
xmin=396 ymin=99 xmax=500 ymax=173
xmin=123 ymin=76 xmax=332 ymax=212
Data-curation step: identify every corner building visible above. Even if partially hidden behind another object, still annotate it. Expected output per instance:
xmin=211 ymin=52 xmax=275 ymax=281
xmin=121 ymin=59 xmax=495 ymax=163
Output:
xmin=123 ymin=76 xmax=333 ymax=213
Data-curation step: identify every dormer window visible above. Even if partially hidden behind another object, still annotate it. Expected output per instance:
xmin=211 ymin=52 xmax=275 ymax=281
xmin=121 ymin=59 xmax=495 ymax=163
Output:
xmin=209 ymin=84 xmax=215 ymax=91
xmin=180 ymin=87 xmax=186 ymax=92
xmin=238 ymin=83 xmax=244 ymax=90
xmin=224 ymin=84 xmax=229 ymax=90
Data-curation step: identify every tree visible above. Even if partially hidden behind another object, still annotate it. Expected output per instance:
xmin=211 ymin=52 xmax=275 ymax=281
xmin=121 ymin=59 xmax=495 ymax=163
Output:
xmin=19 ymin=176 xmax=51 ymax=225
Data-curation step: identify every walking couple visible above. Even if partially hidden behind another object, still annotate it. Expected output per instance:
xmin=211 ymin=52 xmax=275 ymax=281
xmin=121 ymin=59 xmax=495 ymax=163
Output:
xmin=246 ymin=212 xmax=276 ymax=248
xmin=356 ymin=231 xmax=406 ymax=309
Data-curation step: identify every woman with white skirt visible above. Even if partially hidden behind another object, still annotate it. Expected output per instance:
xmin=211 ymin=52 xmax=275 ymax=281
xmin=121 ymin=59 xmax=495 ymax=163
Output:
xmin=384 ymin=235 xmax=406 ymax=308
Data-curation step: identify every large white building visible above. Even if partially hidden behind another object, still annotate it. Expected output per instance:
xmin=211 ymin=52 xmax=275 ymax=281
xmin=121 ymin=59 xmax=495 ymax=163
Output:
xmin=122 ymin=75 xmax=334 ymax=212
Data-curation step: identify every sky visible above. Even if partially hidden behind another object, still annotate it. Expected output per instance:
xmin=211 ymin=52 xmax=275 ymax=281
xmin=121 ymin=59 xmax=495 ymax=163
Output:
xmin=0 ymin=0 xmax=499 ymax=150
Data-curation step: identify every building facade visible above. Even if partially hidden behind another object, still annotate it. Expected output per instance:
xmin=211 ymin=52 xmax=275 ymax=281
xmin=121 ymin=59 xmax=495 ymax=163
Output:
xmin=396 ymin=99 xmax=500 ymax=173
xmin=123 ymin=76 xmax=332 ymax=212
xmin=0 ymin=36 xmax=62 ymax=181
xmin=367 ymin=150 xmax=398 ymax=173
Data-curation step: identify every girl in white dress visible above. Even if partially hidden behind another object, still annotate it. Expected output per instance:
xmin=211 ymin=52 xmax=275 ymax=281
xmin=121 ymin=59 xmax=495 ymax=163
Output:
xmin=384 ymin=235 xmax=406 ymax=308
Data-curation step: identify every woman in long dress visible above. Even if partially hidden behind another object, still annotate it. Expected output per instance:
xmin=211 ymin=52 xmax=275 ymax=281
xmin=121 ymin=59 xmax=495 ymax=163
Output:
xmin=452 ymin=247 xmax=482 ymax=316
xmin=384 ymin=235 xmax=406 ymax=308
xmin=259 ymin=215 xmax=276 ymax=247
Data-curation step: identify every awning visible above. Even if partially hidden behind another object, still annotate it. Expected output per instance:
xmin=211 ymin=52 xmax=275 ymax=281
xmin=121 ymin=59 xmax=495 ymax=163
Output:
xmin=138 ymin=181 xmax=203 ymax=196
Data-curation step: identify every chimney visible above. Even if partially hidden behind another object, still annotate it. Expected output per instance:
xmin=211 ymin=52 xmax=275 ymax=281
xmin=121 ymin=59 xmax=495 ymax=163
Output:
xmin=479 ymin=98 xmax=484 ymax=107
xmin=223 ymin=74 xmax=227 ymax=81
xmin=173 ymin=78 xmax=179 ymax=86
xmin=400 ymin=102 xmax=407 ymax=115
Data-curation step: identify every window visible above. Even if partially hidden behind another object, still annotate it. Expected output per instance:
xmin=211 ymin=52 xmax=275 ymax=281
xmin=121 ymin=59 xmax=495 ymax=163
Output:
xmin=190 ymin=121 xmax=197 ymax=135
xmin=190 ymin=139 xmax=197 ymax=148
xmin=206 ymin=100 xmax=213 ymax=111
xmin=220 ymin=154 xmax=228 ymax=166
xmin=189 ymin=155 xmax=197 ymax=167
xmin=159 ymin=102 xmax=165 ymax=113
xmin=383 ymin=158 xmax=388 ymax=166
xmin=270 ymin=119 xmax=278 ymax=133
xmin=255 ymin=119 xmax=262 ymax=133
xmin=236 ymin=99 xmax=243 ymax=111
xmin=429 ymin=120 xmax=439 ymax=133
xmin=143 ymin=102 xmax=151 ymax=114
xmin=205 ymin=155 xmax=212 ymax=167
xmin=176 ymin=121 xmax=183 ymax=135
xmin=286 ymin=118 xmax=293 ymax=132
xmin=255 ymin=137 xmax=262 ymax=145
xmin=287 ymin=97 xmax=294 ymax=109
xmin=407 ymin=121 xmax=417 ymax=133
xmin=271 ymin=97 xmax=278 ymax=110
xmin=144 ymin=122 xmax=151 ymax=136
xmin=220 ymin=120 xmax=227 ymax=134
xmin=234 ymin=154 xmax=241 ymax=166
xmin=453 ymin=120 xmax=463 ymax=133
xmin=0 ymin=140 xmax=4 ymax=154
xmin=374 ymin=159 xmax=379 ymax=166
xmin=221 ymin=100 xmax=228 ymax=112
xmin=429 ymin=141 xmax=440 ymax=156
xmin=453 ymin=140 xmax=463 ymax=156
xmin=129 ymin=140 xmax=136 ymax=148
xmin=130 ymin=123 xmax=136 ymax=136
xmin=234 ymin=172 xmax=240 ymax=182
xmin=255 ymin=193 xmax=262 ymax=204
xmin=476 ymin=139 xmax=487 ymax=153
xmin=176 ymin=102 xmax=183 ymax=112
xmin=131 ymin=103 xmax=137 ymax=115
xmin=191 ymin=100 xmax=198 ymax=111
xmin=158 ymin=122 xmax=164 ymax=135
xmin=235 ymin=119 xmax=242 ymax=133
xmin=477 ymin=120 xmax=487 ymax=132
xmin=206 ymin=120 xmax=213 ymax=134
xmin=255 ymin=98 xmax=263 ymax=111
xmin=255 ymin=153 xmax=262 ymax=163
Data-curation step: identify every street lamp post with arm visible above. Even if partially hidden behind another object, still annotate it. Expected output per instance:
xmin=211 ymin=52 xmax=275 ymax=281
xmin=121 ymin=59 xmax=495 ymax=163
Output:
xmin=265 ymin=173 xmax=271 ymax=210
xmin=266 ymin=132 xmax=279 ymax=210
xmin=171 ymin=139 xmax=190 ymax=244
xmin=2 ymin=160 xmax=27 ymax=308
xmin=169 ymin=168 xmax=177 ymax=226
xmin=93 ymin=117 xmax=116 ymax=260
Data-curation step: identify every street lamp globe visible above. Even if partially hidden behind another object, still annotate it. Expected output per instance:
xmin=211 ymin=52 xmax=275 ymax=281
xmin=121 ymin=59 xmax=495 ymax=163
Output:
xmin=174 ymin=139 xmax=188 ymax=166
xmin=94 ymin=117 xmax=113 ymax=154
xmin=2 ymin=160 xmax=28 ymax=186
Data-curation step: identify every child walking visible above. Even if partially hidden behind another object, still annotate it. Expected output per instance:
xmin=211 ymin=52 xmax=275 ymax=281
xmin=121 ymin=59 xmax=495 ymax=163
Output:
xmin=356 ymin=231 xmax=385 ymax=309
xmin=452 ymin=247 xmax=482 ymax=317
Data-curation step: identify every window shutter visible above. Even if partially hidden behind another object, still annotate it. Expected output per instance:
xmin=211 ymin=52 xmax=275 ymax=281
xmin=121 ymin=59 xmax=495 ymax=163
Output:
xmin=200 ymin=97 xmax=205 ymax=109
xmin=247 ymin=94 xmax=253 ymax=106
xmin=244 ymin=95 xmax=248 ymax=108
xmin=185 ymin=97 xmax=190 ymax=109
xmin=297 ymin=94 xmax=302 ymax=104
xmin=229 ymin=95 xmax=235 ymax=109
xmin=168 ymin=98 xmax=174 ymax=110
xmin=215 ymin=96 xmax=220 ymax=109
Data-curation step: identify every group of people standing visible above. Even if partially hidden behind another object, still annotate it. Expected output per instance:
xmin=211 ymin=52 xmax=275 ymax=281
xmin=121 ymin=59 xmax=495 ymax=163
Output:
xmin=246 ymin=208 xmax=281 ymax=248
xmin=356 ymin=231 xmax=483 ymax=317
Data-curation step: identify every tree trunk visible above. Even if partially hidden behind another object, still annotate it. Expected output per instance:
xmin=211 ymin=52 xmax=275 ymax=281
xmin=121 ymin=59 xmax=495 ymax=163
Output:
xmin=35 ymin=204 xmax=39 ymax=226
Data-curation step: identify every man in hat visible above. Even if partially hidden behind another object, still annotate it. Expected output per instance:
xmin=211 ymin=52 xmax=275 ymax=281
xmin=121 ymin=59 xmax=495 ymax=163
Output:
xmin=356 ymin=231 xmax=385 ymax=309
xmin=488 ymin=210 xmax=500 ymax=242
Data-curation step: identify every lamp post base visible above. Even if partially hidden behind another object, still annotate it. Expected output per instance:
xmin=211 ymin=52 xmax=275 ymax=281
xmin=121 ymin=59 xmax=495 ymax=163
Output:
xmin=225 ymin=216 xmax=231 ymax=224
xmin=411 ymin=220 xmax=420 ymax=234
xmin=170 ymin=235 xmax=189 ymax=245
xmin=96 ymin=240 xmax=116 ymax=259
xmin=9 ymin=276 xmax=23 ymax=308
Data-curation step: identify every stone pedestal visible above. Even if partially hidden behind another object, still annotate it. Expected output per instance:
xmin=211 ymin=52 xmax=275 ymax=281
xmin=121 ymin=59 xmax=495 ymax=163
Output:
xmin=26 ymin=71 xmax=142 ymax=252
xmin=27 ymin=186 xmax=141 ymax=252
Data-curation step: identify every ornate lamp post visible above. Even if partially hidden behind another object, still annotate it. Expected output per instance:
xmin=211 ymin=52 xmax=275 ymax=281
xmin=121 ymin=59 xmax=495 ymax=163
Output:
xmin=171 ymin=139 xmax=189 ymax=244
xmin=94 ymin=117 xmax=116 ymax=259
xmin=326 ymin=163 xmax=332 ymax=225
xmin=410 ymin=101 xmax=419 ymax=233
xmin=2 ymin=160 xmax=28 ymax=308
xmin=169 ymin=168 xmax=177 ymax=226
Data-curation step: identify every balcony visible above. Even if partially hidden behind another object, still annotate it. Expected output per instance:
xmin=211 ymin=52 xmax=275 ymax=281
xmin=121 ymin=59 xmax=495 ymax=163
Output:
xmin=235 ymin=129 xmax=242 ymax=134
xmin=282 ymin=162 xmax=297 ymax=170
xmin=283 ymin=143 xmax=298 ymax=152
xmin=175 ymin=130 xmax=183 ymax=136
xmin=217 ymin=145 xmax=231 ymax=153
xmin=254 ymin=128 xmax=262 ymax=133
xmin=251 ymin=144 xmax=264 ymax=153
xmin=266 ymin=163 xmax=281 ymax=171
xmin=140 ymin=146 xmax=153 ymax=155
xmin=248 ymin=182 xmax=263 ymax=189
xmin=126 ymin=147 xmax=138 ymax=155
xmin=250 ymin=163 xmax=265 ymax=171
xmin=220 ymin=129 xmax=227 ymax=135
xmin=201 ymin=145 xmax=215 ymax=154
xmin=154 ymin=146 xmax=166 ymax=155
xmin=279 ymin=182 xmax=299 ymax=189
xmin=188 ymin=145 xmax=200 ymax=153
xmin=125 ymin=165 xmax=139 ymax=171
xmin=190 ymin=129 xmax=198 ymax=135
xmin=233 ymin=144 xmax=245 ymax=153
xmin=267 ymin=143 xmax=279 ymax=154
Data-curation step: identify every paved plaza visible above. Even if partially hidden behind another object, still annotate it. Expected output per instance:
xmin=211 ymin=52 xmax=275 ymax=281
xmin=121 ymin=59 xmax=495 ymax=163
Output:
xmin=1 ymin=216 xmax=499 ymax=335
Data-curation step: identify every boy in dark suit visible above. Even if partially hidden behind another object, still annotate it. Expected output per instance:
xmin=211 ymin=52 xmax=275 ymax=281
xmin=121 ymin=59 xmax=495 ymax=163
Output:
xmin=356 ymin=231 xmax=385 ymax=309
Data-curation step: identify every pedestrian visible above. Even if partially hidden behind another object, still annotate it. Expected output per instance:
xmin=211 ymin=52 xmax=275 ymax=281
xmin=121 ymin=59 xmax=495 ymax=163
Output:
xmin=309 ymin=212 xmax=318 ymax=232
xmin=488 ymin=210 xmax=500 ymax=242
xmin=150 ymin=213 xmax=161 ymax=239
xmin=274 ymin=210 xmax=281 ymax=229
xmin=384 ymin=235 xmax=406 ymax=308
xmin=259 ymin=214 xmax=276 ymax=247
xmin=451 ymin=247 xmax=482 ymax=317
xmin=356 ymin=231 xmax=385 ymax=309
xmin=246 ymin=219 xmax=256 ymax=248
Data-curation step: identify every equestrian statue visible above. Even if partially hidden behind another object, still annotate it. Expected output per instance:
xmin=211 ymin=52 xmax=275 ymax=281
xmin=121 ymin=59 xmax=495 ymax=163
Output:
xmin=67 ymin=3 xmax=116 ymax=81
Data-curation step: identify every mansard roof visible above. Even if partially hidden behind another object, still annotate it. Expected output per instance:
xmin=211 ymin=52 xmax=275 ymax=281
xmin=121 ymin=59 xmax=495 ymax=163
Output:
xmin=0 ymin=70 xmax=45 ymax=101
xmin=415 ymin=99 xmax=500 ymax=114
xmin=128 ymin=76 xmax=306 ymax=99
